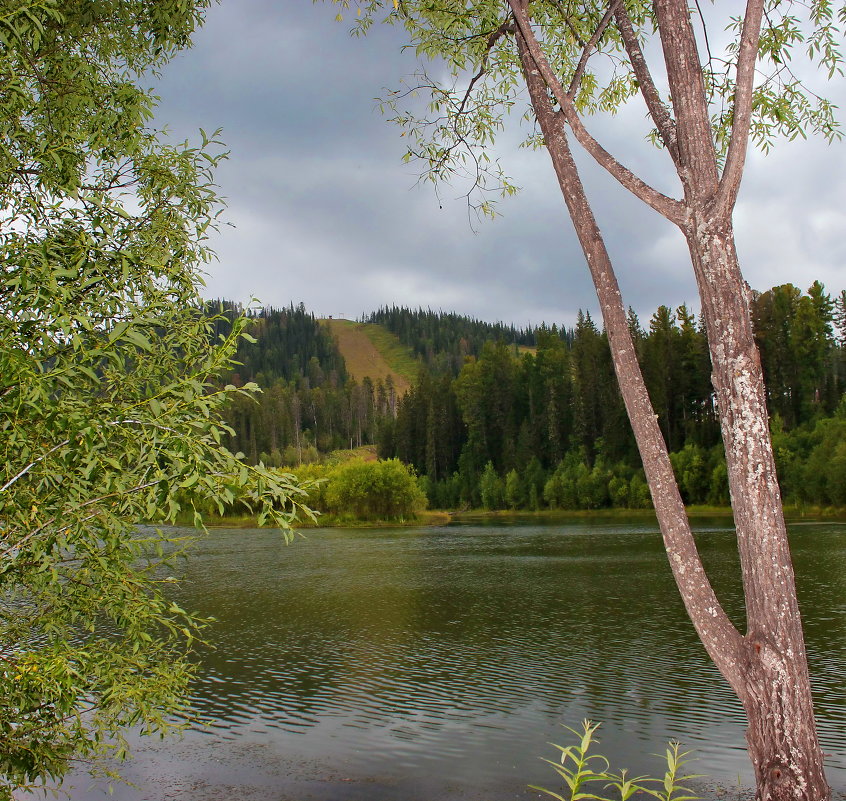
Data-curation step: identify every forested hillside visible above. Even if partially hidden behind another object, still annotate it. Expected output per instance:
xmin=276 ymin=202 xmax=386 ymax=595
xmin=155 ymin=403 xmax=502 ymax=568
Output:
xmin=366 ymin=306 xmax=540 ymax=375
xmin=208 ymin=301 xmax=347 ymax=386
xmin=207 ymin=302 xmax=401 ymax=464
xmin=218 ymin=283 xmax=846 ymax=511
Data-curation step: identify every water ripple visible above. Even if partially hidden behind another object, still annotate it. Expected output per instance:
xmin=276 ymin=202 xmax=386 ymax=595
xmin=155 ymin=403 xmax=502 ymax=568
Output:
xmin=136 ymin=521 xmax=846 ymax=798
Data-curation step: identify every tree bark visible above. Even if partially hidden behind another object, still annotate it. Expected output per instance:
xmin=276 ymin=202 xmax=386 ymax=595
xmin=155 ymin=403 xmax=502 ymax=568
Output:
xmin=513 ymin=21 xmax=743 ymax=689
xmin=683 ymin=216 xmax=829 ymax=801
xmin=652 ymin=0 xmax=830 ymax=795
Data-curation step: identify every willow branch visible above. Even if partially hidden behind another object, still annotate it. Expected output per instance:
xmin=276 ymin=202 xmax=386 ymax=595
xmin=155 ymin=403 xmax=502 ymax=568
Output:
xmin=712 ymin=0 xmax=765 ymax=217
xmin=567 ymin=0 xmax=621 ymax=98
xmin=544 ymin=0 xmax=586 ymax=47
xmin=456 ymin=19 xmax=515 ymax=117
xmin=507 ymin=0 xmax=686 ymax=225
xmin=1 ymin=440 xmax=71 ymax=493
xmin=614 ymin=4 xmax=680 ymax=166
xmin=0 ymin=479 xmax=161 ymax=561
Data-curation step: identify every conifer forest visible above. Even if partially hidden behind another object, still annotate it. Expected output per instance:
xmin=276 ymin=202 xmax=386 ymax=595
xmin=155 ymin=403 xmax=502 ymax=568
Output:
xmin=215 ymin=281 xmax=846 ymax=512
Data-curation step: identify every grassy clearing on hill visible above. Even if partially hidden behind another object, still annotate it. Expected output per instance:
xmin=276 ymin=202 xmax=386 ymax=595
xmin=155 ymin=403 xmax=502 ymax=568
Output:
xmin=326 ymin=445 xmax=378 ymax=463
xmin=321 ymin=319 xmax=416 ymax=394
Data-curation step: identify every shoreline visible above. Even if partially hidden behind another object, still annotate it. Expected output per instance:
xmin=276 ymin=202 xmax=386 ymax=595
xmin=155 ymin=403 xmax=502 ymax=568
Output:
xmin=195 ymin=504 xmax=846 ymax=530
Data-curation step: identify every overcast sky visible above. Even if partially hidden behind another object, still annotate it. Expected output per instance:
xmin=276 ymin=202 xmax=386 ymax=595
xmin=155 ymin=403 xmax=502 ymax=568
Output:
xmin=151 ymin=1 xmax=846 ymax=329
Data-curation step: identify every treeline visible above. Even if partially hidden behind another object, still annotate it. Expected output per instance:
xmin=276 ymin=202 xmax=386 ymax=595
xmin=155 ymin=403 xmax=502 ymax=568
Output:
xmin=216 ymin=282 xmax=846 ymax=511
xmin=225 ymin=373 xmax=399 ymax=465
xmin=208 ymin=300 xmax=347 ymax=387
xmin=366 ymin=305 xmax=540 ymax=375
xmin=378 ymin=282 xmax=846 ymax=510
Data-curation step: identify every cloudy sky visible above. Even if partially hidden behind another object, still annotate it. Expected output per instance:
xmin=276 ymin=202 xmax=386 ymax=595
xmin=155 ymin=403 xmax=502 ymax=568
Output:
xmin=152 ymin=1 xmax=846 ymax=329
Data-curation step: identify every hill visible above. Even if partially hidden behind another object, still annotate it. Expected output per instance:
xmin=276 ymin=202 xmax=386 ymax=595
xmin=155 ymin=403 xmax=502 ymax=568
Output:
xmin=321 ymin=318 xmax=416 ymax=395
xmin=366 ymin=305 xmax=545 ymax=375
xmin=212 ymin=286 xmax=846 ymax=518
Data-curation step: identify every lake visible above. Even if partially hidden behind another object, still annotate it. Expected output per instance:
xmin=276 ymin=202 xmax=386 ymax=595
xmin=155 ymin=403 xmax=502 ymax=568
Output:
xmin=58 ymin=519 xmax=845 ymax=800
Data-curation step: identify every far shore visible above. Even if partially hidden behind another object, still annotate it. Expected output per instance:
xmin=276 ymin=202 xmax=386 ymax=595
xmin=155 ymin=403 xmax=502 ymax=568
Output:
xmin=192 ymin=504 xmax=846 ymax=530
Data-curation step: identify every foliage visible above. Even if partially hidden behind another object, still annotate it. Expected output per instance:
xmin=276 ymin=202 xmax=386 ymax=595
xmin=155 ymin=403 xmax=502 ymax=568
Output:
xmin=215 ymin=316 xmax=401 ymax=462
xmin=504 ymin=468 xmax=524 ymax=509
xmin=220 ymin=282 xmax=846 ymax=511
xmin=480 ymin=460 xmax=505 ymax=510
xmin=278 ymin=458 xmax=427 ymax=522
xmin=532 ymin=720 xmax=701 ymax=801
xmin=323 ymin=458 xmax=426 ymax=520
xmin=0 ymin=1 xmax=310 ymax=794
xmin=333 ymin=0 xmax=844 ymax=216
xmin=383 ymin=284 xmax=843 ymax=510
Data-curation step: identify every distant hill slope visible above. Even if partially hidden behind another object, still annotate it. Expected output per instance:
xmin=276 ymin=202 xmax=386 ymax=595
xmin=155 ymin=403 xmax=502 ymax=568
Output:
xmin=365 ymin=305 xmax=549 ymax=375
xmin=321 ymin=319 xmax=417 ymax=395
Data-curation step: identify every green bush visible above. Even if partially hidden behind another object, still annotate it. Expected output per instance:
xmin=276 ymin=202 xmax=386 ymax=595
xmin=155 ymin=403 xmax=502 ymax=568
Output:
xmin=670 ymin=444 xmax=711 ymax=504
xmin=323 ymin=458 xmax=427 ymax=521
xmin=608 ymin=475 xmax=630 ymax=508
xmin=505 ymin=468 xmax=525 ymax=509
xmin=628 ymin=473 xmax=653 ymax=509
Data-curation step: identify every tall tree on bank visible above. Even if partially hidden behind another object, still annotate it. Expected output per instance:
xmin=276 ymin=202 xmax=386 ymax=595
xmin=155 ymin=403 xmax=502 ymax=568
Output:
xmin=335 ymin=2 xmax=844 ymax=799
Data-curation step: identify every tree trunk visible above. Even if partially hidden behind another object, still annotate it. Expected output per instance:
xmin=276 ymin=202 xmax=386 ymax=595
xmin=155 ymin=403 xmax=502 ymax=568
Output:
xmin=514 ymin=6 xmax=831 ymax=799
xmin=684 ymin=216 xmax=829 ymax=801
xmin=515 ymin=23 xmax=742 ymax=691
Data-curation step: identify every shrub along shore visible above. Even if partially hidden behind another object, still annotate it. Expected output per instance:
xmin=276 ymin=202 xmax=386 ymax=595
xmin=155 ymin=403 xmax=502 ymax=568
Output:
xmin=177 ymin=450 xmax=846 ymax=529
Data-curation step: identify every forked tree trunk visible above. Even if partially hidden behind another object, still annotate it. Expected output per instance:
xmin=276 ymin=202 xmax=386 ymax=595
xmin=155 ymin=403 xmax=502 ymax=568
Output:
xmin=685 ymin=218 xmax=829 ymax=801
xmin=655 ymin=0 xmax=830 ymax=791
xmin=514 ymin=10 xmax=830 ymax=800
xmin=514 ymin=23 xmax=741 ymax=680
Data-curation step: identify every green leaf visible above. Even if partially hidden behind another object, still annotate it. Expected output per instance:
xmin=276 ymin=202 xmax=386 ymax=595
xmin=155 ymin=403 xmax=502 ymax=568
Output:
xmin=125 ymin=329 xmax=152 ymax=352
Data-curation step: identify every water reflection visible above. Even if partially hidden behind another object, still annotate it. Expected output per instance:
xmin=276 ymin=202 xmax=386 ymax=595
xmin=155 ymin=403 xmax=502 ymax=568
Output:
xmin=57 ymin=521 xmax=846 ymax=800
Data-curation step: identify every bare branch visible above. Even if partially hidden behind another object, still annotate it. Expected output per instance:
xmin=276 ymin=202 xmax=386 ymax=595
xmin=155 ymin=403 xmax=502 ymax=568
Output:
xmin=614 ymin=4 xmax=680 ymax=166
xmin=1 ymin=440 xmax=71 ymax=493
xmin=567 ymin=0 xmax=621 ymax=98
xmin=713 ymin=0 xmax=765 ymax=216
xmin=693 ymin=0 xmax=716 ymax=79
xmin=456 ymin=19 xmax=515 ymax=117
xmin=507 ymin=0 xmax=686 ymax=225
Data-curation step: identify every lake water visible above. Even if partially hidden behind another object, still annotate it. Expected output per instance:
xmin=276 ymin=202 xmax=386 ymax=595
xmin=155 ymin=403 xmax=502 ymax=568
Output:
xmin=57 ymin=519 xmax=845 ymax=800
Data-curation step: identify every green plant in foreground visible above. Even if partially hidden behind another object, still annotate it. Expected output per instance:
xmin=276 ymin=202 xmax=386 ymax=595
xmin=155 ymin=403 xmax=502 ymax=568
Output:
xmin=531 ymin=721 xmax=702 ymax=801
xmin=0 ymin=1 xmax=312 ymax=796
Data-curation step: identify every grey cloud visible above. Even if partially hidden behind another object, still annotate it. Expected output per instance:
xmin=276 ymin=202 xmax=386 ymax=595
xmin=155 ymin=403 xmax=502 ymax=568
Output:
xmin=155 ymin=0 xmax=846 ymax=329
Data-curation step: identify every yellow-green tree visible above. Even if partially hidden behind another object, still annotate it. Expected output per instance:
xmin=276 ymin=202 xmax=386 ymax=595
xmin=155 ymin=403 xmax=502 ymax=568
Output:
xmin=324 ymin=459 xmax=427 ymax=520
xmin=0 ymin=2 xmax=308 ymax=795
